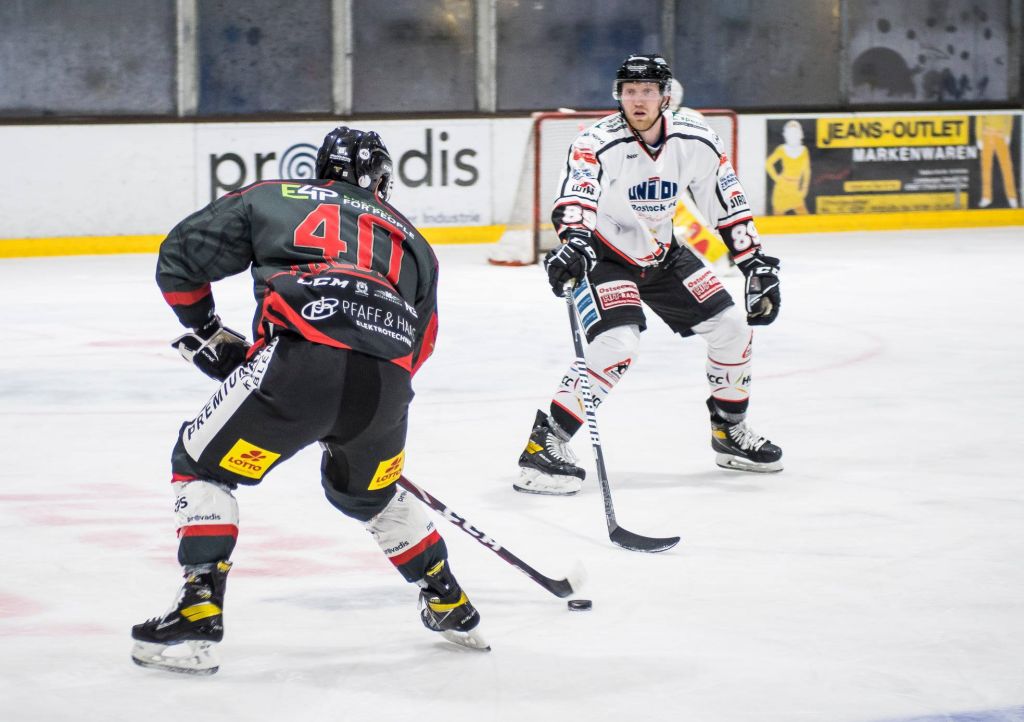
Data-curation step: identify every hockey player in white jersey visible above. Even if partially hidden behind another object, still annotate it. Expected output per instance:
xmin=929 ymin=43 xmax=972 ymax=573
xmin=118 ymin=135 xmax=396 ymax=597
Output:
xmin=515 ymin=54 xmax=783 ymax=495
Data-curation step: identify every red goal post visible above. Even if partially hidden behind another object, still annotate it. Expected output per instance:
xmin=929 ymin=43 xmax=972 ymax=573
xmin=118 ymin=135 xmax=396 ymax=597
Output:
xmin=488 ymin=108 xmax=739 ymax=266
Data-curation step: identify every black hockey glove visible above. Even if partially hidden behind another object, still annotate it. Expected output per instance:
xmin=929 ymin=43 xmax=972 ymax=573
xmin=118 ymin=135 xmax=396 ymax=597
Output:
xmin=543 ymin=230 xmax=598 ymax=296
xmin=171 ymin=316 xmax=251 ymax=381
xmin=738 ymin=254 xmax=781 ymax=326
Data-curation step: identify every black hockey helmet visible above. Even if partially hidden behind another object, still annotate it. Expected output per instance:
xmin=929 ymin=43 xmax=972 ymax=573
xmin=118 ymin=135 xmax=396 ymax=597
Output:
xmin=612 ymin=54 xmax=673 ymax=102
xmin=315 ymin=126 xmax=394 ymax=201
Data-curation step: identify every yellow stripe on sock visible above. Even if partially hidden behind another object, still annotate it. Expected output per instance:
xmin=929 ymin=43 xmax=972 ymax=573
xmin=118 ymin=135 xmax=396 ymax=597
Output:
xmin=181 ymin=603 xmax=221 ymax=622
xmin=428 ymin=592 xmax=467 ymax=613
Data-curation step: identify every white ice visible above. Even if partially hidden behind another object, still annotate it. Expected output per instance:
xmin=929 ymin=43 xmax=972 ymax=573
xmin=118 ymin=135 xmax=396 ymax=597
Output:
xmin=1 ymin=228 xmax=1022 ymax=722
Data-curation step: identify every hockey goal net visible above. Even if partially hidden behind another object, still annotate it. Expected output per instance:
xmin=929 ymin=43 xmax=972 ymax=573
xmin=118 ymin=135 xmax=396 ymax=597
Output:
xmin=488 ymin=108 xmax=739 ymax=266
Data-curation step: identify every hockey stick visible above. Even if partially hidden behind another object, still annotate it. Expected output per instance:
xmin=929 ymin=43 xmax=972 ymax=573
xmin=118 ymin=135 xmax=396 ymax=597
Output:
xmin=565 ymin=283 xmax=681 ymax=553
xmin=397 ymin=475 xmax=585 ymax=598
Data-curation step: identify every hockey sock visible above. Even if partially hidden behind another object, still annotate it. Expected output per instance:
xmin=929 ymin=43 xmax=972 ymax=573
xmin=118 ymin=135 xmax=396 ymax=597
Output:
xmin=693 ymin=307 xmax=752 ymax=417
xmin=172 ymin=477 xmax=239 ymax=566
xmin=550 ymin=324 xmax=640 ymax=435
xmin=365 ymin=488 xmax=448 ymax=583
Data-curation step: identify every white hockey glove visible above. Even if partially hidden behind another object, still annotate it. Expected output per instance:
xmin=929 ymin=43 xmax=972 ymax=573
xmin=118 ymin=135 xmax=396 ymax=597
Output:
xmin=737 ymin=254 xmax=781 ymax=326
xmin=544 ymin=230 xmax=598 ymax=296
xmin=171 ymin=315 xmax=251 ymax=381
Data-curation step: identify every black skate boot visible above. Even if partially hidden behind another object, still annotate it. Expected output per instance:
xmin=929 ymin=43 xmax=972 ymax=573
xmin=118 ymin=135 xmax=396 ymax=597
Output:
xmin=418 ymin=560 xmax=489 ymax=651
xmin=130 ymin=560 xmax=232 ymax=675
xmin=707 ymin=398 xmax=783 ymax=473
xmin=514 ymin=409 xmax=585 ymax=495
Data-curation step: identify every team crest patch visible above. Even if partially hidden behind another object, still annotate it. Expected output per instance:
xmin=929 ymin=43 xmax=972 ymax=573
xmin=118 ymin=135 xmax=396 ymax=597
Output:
xmin=219 ymin=439 xmax=281 ymax=480
xmin=603 ymin=359 xmax=632 ymax=381
xmin=368 ymin=450 xmax=405 ymax=490
xmin=682 ymin=268 xmax=725 ymax=303
xmin=595 ymin=281 xmax=641 ymax=310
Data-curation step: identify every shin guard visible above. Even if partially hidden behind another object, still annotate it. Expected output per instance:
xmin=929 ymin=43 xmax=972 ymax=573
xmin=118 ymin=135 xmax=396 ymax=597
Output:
xmin=694 ymin=308 xmax=753 ymax=417
xmin=173 ymin=478 xmax=239 ymax=566
xmin=364 ymin=489 xmax=447 ymax=582
xmin=551 ymin=324 xmax=640 ymax=432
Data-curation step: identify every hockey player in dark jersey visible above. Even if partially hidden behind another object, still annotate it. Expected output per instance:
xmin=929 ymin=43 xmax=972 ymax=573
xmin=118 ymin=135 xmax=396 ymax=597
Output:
xmin=131 ymin=127 xmax=487 ymax=675
xmin=515 ymin=54 xmax=784 ymax=496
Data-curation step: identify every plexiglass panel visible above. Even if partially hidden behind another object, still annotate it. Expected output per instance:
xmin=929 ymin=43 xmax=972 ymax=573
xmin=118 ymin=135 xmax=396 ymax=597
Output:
xmin=845 ymin=0 xmax=1012 ymax=105
xmin=0 ymin=0 xmax=176 ymax=116
xmin=197 ymin=0 xmax=333 ymax=115
xmin=675 ymin=0 xmax=841 ymax=109
xmin=497 ymin=0 xmax=661 ymax=111
xmin=352 ymin=0 xmax=476 ymax=113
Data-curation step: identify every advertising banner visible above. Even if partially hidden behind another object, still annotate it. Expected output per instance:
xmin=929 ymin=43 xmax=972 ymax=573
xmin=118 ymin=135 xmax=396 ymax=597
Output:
xmin=195 ymin=120 xmax=493 ymax=228
xmin=764 ymin=112 xmax=1020 ymax=215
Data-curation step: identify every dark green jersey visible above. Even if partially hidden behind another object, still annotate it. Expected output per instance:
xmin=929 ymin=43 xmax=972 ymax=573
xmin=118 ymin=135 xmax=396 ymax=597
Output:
xmin=157 ymin=180 xmax=439 ymax=372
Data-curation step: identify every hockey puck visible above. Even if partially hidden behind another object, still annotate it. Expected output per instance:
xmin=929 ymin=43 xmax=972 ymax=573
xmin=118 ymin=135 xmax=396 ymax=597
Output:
xmin=567 ymin=599 xmax=592 ymax=611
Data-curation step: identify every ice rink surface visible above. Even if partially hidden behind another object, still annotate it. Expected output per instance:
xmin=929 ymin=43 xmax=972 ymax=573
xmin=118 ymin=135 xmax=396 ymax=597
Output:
xmin=1 ymin=227 xmax=1022 ymax=722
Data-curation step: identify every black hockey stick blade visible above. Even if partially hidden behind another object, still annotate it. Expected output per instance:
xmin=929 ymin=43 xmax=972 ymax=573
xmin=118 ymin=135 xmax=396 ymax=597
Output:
xmin=505 ymin=559 xmax=586 ymax=598
xmin=397 ymin=476 xmax=586 ymax=598
xmin=609 ymin=525 xmax=680 ymax=553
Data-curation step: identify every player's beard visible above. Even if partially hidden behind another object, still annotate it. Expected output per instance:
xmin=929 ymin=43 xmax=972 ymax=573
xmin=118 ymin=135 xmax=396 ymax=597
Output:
xmin=627 ymin=112 xmax=659 ymax=133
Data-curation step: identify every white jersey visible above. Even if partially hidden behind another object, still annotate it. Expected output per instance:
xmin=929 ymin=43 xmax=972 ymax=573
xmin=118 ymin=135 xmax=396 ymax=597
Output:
xmin=552 ymin=110 xmax=761 ymax=267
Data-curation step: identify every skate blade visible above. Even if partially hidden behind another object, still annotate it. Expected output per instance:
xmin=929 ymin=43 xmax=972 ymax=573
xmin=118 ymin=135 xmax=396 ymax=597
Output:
xmin=130 ymin=640 xmax=220 ymax=675
xmin=513 ymin=468 xmax=581 ymax=496
xmin=440 ymin=627 xmax=491 ymax=652
xmin=715 ymin=453 xmax=784 ymax=473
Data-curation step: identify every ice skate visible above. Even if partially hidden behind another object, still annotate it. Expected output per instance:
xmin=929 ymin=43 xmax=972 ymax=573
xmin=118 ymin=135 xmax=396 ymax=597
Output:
xmin=514 ymin=410 xmax=585 ymax=495
xmin=418 ymin=560 xmax=490 ymax=651
xmin=707 ymin=399 xmax=783 ymax=473
xmin=130 ymin=561 xmax=231 ymax=675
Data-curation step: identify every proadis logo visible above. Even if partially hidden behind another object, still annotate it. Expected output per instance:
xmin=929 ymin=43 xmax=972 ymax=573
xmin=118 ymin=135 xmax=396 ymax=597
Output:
xmin=208 ymin=129 xmax=479 ymax=201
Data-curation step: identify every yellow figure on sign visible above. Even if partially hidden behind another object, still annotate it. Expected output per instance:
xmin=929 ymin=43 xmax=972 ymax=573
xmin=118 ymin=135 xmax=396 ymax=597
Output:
xmin=765 ymin=120 xmax=811 ymax=215
xmin=976 ymin=115 xmax=1019 ymax=208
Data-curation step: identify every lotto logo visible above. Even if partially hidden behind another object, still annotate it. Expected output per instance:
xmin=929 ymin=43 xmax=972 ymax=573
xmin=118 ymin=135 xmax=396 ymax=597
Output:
xmin=368 ymin=450 xmax=405 ymax=490
xmin=219 ymin=439 xmax=281 ymax=480
xmin=596 ymin=281 xmax=641 ymax=309
xmin=683 ymin=269 xmax=725 ymax=303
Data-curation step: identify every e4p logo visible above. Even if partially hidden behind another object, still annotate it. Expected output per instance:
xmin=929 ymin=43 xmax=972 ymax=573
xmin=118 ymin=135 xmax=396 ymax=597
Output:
xmin=219 ymin=439 xmax=281 ymax=480
xmin=282 ymin=184 xmax=339 ymax=201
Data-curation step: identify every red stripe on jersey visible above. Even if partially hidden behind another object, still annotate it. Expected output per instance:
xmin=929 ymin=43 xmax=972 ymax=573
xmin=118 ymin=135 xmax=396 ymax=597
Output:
xmin=225 ymin=180 xmax=337 ymax=197
xmin=388 ymin=529 xmax=442 ymax=567
xmin=552 ymin=199 xmax=598 ymax=212
xmin=170 ymin=473 xmax=198 ymax=483
xmin=593 ymin=229 xmax=640 ymax=266
xmin=163 ymin=284 xmax=212 ymax=306
xmin=552 ymin=399 xmax=584 ymax=423
xmin=262 ymin=291 xmax=355 ymax=350
xmin=178 ymin=524 xmax=239 ymax=539
xmin=410 ymin=311 xmax=438 ymax=376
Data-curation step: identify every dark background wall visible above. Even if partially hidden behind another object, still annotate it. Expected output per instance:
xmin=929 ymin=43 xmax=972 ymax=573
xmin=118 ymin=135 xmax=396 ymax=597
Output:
xmin=0 ymin=0 xmax=1020 ymax=119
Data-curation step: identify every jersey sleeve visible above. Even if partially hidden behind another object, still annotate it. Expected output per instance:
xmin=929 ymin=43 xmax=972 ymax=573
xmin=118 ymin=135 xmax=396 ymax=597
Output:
xmin=687 ymin=136 xmax=765 ymax=264
xmin=155 ymin=193 xmax=255 ymax=328
xmin=408 ymin=255 xmax=439 ymax=376
xmin=550 ymin=133 xmax=602 ymax=241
